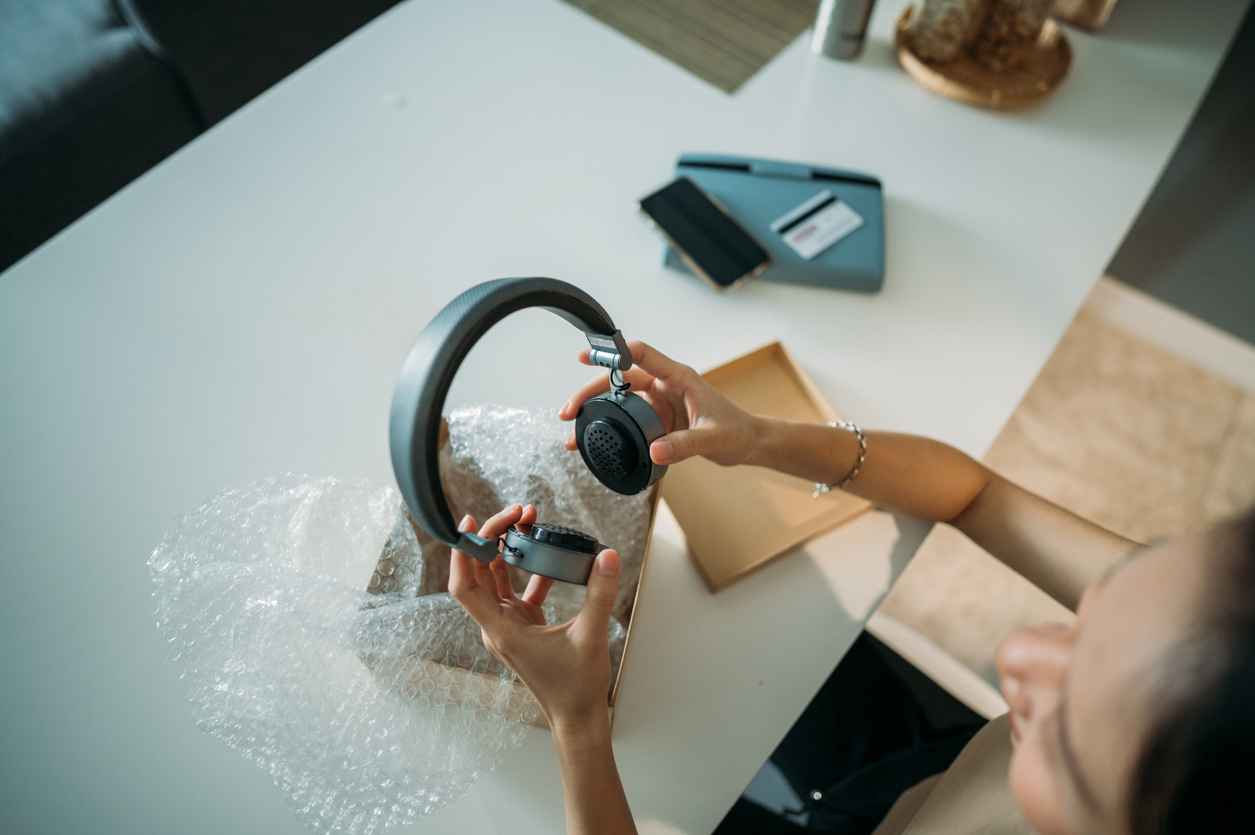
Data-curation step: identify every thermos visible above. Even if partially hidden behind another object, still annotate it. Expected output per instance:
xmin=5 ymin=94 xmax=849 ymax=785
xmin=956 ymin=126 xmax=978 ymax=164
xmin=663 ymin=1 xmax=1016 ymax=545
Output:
xmin=811 ymin=0 xmax=878 ymax=60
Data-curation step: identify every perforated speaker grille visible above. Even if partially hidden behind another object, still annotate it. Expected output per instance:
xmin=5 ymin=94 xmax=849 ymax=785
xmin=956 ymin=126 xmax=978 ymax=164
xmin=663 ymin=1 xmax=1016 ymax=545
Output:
xmin=584 ymin=420 xmax=631 ymax=478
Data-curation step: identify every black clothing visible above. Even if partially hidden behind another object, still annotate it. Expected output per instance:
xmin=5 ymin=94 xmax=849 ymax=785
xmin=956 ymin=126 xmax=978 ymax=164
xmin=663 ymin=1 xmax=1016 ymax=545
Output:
xmin=716 ymin=633 xmax=986 ymax=835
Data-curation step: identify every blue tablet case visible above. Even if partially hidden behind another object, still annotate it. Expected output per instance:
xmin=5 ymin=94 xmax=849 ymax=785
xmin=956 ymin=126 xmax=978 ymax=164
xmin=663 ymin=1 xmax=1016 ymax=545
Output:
xmin=664 ymin=154 xmax=885 ymax=293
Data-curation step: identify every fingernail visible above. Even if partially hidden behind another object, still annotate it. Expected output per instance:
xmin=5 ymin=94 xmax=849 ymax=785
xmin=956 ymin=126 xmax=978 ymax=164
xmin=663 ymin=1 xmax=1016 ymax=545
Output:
xmin=598 ymin=550 xmax=619 ymax=576
xmin=509 ymin=503 xmax=521 ymax=512
xmin=652 ymin=438 xmax=673 ymax=463
xmin=459 ymin=514 xmax=473 ymax=531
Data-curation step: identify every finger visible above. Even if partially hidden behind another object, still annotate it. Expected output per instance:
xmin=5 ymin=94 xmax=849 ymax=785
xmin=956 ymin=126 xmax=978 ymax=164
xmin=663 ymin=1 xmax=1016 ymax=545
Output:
xmin=558 ymin=365 xmax=659 ymax=421
xmin=522 ymin=574 xmax=555 ymax=606
xmin=473 ymin=548 xmax=499 ymax=598
xmin=456 ymin=514 xmax=484 ymax=588
xmin=495 ymin=505 xmax=538 ymax=594
xmin=490 ymin=556 xmax=516 ymax=600
xmin=448 ymin=515 xmax=478 ymax=595
xmin=558 ymin=373 xmax=610 ymax=421
xmin=472 ymin=504 xmax=524 ymax=599
xmin=479 ymin=503 xmax=525 ymax=541
xmin=622 ymin=340 xmax=691 ymax=382
xmin=576 ymin=342 xmax=685 ymax=379
xmin=449 ymin=515 xmax=502 ymax=625
xmin=559 ymin=341 xmax=691 ymax=423
xmin=575 ymin=549 xmax=619 ymax=638
xmin=650 ymin=427 xmax=708 ymax=465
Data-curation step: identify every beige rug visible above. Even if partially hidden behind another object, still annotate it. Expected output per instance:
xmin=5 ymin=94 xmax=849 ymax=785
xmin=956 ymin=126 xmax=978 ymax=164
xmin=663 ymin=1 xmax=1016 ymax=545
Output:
xmin=561 ymin=0 xmax=820 ymax=93
xmin=879 ymin=287 xmax=1255 ymax=686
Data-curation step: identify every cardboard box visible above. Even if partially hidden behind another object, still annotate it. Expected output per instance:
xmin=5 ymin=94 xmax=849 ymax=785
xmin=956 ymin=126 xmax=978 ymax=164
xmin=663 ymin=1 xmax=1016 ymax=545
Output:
xmin=662 ymin=341 xmax=871 ymax=591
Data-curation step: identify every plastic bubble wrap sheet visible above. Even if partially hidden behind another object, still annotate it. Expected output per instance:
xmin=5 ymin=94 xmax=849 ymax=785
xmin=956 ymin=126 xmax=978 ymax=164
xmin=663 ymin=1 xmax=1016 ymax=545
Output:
xmin=149 ymin=407 xmax=653 ymax=834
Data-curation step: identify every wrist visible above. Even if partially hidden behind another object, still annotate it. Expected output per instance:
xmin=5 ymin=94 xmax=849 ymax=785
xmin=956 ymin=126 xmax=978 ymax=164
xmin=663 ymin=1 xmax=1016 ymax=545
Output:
xmin=743 ymin=414 xmax=783 ymax=469
xmin=550 ymin=707 xmax=612 ymax=753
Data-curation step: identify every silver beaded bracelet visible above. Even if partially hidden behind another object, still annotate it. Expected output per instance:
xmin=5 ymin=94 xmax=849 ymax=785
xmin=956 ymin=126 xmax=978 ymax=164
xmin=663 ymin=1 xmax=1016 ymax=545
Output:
xmin=813 ymin=419 xmax=866 ymax=500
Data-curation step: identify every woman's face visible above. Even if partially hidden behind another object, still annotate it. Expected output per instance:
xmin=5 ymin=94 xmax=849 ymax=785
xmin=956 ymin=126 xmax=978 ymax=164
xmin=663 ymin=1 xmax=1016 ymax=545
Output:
xmin=996 ymin=531 xmax=1212 ymax=835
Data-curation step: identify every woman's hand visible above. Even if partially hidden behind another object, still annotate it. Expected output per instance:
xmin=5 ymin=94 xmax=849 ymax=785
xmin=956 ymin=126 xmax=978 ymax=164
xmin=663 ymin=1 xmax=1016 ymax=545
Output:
xmin=448 ymin=504 xmax=621 ymax=730
xmin=558 ymin=340 xmax=759 ymax=467
xmin=451 ymin=506 xmax=638 ymax=834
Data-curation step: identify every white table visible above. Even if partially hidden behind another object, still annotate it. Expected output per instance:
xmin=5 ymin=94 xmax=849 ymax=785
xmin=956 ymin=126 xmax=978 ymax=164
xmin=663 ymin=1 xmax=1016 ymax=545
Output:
xmin=0 ymin=0 xmax=1247 ymax=832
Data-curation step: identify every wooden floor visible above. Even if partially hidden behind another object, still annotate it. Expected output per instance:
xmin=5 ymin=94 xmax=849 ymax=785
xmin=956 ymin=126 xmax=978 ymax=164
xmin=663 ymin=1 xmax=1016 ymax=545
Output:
xmin=561 ymin=0 xmax=819 ymax=92
xmin=879 ymin=279 xmax=1255 ymax=686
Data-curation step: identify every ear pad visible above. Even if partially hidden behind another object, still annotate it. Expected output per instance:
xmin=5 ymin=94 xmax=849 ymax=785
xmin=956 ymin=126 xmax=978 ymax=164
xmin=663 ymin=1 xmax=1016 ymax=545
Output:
xmin=575 ymin=392 xmax=667 ymax=495
xmin=502 ymin=523 xmax=599 ymax=585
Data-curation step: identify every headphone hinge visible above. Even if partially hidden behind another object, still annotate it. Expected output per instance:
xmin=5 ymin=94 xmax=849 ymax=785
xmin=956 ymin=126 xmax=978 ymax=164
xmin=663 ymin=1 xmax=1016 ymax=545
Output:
xmin=456 ymin=531 xmax=498 ymax=563
xmin=586 ymin=330 xmax=633 ymax=371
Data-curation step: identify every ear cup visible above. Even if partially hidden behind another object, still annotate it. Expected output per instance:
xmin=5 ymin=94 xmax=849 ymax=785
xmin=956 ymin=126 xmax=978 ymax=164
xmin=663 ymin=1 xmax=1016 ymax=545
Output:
xmin=575 ymin=392 xmax=667 ymax=494
xmin=502 ymin=523 xmax=599 ymax=585
xmin=527 ymin=523 xmax=598 ymax=554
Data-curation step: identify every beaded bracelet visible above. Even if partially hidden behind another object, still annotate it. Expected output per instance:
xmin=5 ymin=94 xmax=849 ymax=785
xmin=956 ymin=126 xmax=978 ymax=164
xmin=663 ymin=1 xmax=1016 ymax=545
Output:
xmin=812 ymin=420 xmax=866 ymax=500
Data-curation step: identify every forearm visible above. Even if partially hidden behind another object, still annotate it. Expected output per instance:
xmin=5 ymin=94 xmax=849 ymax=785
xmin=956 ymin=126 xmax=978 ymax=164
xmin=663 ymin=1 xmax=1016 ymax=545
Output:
xmin=746 ymin=417 xmax=989 ymax=523
xmin=743 ymin=416 xmax=1139 ymax=610
xmin=551 ymin=714 xmax=637 ymax=835
xmin=952 ymin=475 xmax=1139 ymax=610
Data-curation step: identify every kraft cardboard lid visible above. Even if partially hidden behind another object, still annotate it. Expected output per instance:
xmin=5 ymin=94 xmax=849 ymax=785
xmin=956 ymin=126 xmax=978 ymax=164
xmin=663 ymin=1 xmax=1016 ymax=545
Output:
xmin=661 ymin=342 xmax=871 ymax=592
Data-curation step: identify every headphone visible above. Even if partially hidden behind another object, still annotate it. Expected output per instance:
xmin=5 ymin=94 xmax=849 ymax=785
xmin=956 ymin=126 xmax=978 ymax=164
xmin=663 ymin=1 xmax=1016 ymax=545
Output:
xmin=389 ymin=278 xmax=667 ymax=586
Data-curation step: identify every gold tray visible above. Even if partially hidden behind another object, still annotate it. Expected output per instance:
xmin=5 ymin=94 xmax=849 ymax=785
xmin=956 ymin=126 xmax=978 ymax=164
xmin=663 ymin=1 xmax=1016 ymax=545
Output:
xmin=894 ymin=5 xmax=1071 ymax=109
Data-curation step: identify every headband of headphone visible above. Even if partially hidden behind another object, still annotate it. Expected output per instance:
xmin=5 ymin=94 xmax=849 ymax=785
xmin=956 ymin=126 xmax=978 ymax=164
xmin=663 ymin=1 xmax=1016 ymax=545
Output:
xmin=389 ymin=277 xmax=638 ymax=563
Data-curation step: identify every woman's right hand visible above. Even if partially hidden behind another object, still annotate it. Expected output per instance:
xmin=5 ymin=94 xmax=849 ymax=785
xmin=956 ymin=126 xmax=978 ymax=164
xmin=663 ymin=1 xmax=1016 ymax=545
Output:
xmin=558 ymin=341 xmax=759 ymax=467
xmin=448 ymin=505 xmax=619 ymax=731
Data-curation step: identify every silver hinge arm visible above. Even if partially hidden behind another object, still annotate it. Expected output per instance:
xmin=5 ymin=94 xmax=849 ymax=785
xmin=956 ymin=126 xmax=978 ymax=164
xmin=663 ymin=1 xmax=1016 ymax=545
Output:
xmin=585 ymin=330 xmax=633 ymax=371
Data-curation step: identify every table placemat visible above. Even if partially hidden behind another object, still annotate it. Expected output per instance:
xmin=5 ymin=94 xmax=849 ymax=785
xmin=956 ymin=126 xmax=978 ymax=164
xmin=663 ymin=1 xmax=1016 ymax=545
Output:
xmin=561 ymin=0 xmax=820 ymax=93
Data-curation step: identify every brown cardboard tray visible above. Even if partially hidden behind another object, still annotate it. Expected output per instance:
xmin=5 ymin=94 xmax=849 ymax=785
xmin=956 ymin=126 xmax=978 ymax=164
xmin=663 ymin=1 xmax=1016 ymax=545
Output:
xmin=661 ymin=342 xmax=871 ymax=592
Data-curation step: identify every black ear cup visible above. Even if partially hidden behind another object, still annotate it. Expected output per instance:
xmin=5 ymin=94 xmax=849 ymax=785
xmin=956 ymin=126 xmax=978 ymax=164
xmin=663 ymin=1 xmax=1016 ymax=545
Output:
xmin=575 ymin=392 xmax=667 ymax=494
xmin=502 ymin=523 xmax=600 ymax=585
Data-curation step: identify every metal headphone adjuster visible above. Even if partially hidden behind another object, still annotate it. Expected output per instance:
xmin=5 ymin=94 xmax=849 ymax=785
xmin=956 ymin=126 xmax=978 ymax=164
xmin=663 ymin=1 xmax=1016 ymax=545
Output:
xmin=586 ymin=330 xmax=633 ymax=372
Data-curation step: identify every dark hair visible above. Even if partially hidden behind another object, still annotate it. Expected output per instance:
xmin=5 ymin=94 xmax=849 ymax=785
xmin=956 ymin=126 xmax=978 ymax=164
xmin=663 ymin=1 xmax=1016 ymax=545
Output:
xmin=1129 ymin=509 xmax=1255 ymax=835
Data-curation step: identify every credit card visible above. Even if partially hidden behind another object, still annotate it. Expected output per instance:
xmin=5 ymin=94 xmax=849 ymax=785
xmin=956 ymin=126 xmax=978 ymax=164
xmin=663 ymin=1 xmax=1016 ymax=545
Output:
xmin=770 ymin=190 xmax=864 ymax=260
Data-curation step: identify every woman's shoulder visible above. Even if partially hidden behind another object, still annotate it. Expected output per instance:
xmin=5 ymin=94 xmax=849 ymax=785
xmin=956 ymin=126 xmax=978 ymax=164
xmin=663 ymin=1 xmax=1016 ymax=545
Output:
xmin=874 ymin=714 xmax=1036 ymax=835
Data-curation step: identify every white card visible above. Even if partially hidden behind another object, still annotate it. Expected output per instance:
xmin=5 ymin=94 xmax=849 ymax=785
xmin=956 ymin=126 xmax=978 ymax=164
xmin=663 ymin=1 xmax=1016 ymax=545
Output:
xmin=770 ymin=190 xmax=864 ymax=260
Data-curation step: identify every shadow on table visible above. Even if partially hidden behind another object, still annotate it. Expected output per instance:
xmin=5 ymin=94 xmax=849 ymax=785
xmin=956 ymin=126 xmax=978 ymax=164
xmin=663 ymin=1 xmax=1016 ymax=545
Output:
xmin=476 ymin=507 xmax=929 ymax=835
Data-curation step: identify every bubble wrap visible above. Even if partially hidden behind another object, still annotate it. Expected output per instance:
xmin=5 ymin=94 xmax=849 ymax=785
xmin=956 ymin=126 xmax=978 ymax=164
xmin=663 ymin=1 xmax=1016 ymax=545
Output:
xmin=149 ymin=407 xmax=653 ymax=834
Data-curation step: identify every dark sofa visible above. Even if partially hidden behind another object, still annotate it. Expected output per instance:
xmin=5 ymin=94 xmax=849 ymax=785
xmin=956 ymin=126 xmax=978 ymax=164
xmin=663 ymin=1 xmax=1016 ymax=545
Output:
xmin=0 ymin=0 xmax=399 ymax=271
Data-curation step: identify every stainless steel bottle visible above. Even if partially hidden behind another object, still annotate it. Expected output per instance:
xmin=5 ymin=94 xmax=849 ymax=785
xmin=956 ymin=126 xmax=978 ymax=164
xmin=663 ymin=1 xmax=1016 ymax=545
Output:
xmin=811 ymin=0 xmax=878 ymax=60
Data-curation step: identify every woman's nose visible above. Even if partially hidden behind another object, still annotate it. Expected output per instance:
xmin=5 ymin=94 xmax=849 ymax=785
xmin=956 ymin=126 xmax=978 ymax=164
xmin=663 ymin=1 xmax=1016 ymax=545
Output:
xmin=997 ymin=622 xmax=1073 ymax=711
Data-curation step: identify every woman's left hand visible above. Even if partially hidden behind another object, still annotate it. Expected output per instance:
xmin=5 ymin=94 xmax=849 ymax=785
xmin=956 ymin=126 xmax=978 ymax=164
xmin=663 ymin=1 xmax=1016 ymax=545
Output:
xmin=449 ymin=504 xmax=621 ymax=731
